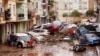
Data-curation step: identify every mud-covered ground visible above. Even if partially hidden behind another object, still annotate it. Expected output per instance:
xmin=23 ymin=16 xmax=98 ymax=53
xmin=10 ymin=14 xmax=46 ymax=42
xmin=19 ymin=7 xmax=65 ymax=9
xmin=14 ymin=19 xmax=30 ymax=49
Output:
xmin=0 ymin=41 xmax=99 ymax=56
xmin=0 ymin=34 xmax=100 ymax=56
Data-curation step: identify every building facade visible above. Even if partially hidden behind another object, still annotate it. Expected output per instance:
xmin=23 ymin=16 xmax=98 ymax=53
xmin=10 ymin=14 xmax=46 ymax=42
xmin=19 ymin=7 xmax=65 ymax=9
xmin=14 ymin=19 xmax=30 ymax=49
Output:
xmin=0 ymin=0 xmax=35 ymax=43
xmin=54 ymin=0 xmax=95 ymax=22
xmin=96 ymin=0 xmax=100 ymax=22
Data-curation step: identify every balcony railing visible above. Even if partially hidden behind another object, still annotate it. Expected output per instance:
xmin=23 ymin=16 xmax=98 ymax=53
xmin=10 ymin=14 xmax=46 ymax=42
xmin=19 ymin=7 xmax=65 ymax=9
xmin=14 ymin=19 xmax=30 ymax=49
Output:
xmin=16 ymin=0 xmax=24 ymax=3
xmin=41 ymin=0 xmax=47 ymax=5
xmin=48 ymin=0 xmax=54 ymax=5
xmin=17 ymin=14 xmax=24 ymax=19
xmin=5 ymin=9 xmax=11 ymax=20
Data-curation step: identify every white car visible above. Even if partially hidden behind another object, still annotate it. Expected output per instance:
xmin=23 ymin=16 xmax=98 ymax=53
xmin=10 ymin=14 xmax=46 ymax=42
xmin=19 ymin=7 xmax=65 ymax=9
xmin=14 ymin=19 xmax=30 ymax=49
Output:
xmin=7 ymin=33 xmax=35 ymax=48
xmin=27 ymin=31 xmax=45 ymax=42
xmin=33 ymin=29 xmax=50 ymax=36
xmin=34 ymin=23 xmax=51 ymax=29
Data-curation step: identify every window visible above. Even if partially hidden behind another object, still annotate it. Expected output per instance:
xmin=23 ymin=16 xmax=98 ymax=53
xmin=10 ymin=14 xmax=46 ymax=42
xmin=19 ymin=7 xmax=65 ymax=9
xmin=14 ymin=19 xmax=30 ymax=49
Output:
xmin=84 ymin=7 xmax=87 ymax=10
xmin=84 ymin=2 xmax=87 ymax=4
xmin=42 ymin=0 xmax=46 ymax=3
xmin=69 ymin=2 xmax=72 ymax=4
xmin=36 ymin=2 xmax=38 ymax=9
xmin=79 ymin=6 xmax=82 ymax=10
xmin=0 ymin=3 xmax=2 ymax=15
xmin=65 ymin=4 xmax=67 ymax=9
xmin=13 ymin=5 xmax=16 ymax=16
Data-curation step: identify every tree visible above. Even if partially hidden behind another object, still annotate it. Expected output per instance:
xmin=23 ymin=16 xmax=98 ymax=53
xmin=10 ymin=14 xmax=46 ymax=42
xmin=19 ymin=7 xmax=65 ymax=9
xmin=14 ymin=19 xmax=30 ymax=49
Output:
xmin=70 ymin=10 xmax=82 ymax=17
xmin=86 ymin=10 xmax=94 ymax=16
xmin=62 ymin=13 xmax=68 ymax=17
xmin=48 ymin=11 xmax=54 ymax=16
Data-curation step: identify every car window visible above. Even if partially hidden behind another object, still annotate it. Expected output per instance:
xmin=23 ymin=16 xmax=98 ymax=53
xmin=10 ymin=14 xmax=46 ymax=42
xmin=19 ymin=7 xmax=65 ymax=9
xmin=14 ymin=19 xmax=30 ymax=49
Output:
xmin=40 ymin=30 xmax=44 ymax=32
xmin=34 ymin=30 xmax=40 ymax=32
xmin=18 ymin=36 xmax=31 ymax=41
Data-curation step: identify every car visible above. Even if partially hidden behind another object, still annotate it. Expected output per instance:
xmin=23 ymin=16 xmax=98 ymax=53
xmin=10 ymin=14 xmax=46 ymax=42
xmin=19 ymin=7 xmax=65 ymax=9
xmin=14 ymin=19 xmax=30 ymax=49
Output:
xmin=84 ymin=34 xmax=100 ymax=45
xmin=33 ymin=23 xmax=51 ymax=29
xmin=7 ymin=33 xmax=35 ymax=48
xmin=27 ymin=31 xmax=45 ymax=42
xmin=77 ymin=26 xmax=89 ymax=36
xmin=33 ymin=29 xmax=50 ymax=36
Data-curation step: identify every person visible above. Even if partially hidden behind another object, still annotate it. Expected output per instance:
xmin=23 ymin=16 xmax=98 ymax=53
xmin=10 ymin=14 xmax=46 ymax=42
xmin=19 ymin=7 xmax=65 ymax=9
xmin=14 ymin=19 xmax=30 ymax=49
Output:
xmin=7 ymin=32 xmax=11 ymax=45
xmin=10 ymin=32 xmax=17 ymax=46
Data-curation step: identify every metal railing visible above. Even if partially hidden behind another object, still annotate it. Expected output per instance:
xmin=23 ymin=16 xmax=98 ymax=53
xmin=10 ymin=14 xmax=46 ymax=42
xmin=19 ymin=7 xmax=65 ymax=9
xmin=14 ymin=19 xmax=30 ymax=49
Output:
xmin=17 ymin=14 xmax=24 ymax=19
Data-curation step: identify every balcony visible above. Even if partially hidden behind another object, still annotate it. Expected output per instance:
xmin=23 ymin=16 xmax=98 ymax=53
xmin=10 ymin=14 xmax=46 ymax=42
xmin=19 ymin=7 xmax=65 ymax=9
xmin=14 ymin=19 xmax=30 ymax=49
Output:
xmin=16 ymin=0 xmax=24 ymax=3
xmin=41 ymin=0 xmax=47 ymax=5
xmin=17 ymin=13 xmax=24 ymax=20
xmin=5 ymin=9 xmax=11 ymax=20
xmin=48 ymin=0 xmax=54 ymax=5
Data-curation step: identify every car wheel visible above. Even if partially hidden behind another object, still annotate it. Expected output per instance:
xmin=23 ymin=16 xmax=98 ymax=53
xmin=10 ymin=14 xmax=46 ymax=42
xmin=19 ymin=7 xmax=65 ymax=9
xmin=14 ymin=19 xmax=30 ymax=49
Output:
xmin=17 ymin=43 xmax=23 ymax=48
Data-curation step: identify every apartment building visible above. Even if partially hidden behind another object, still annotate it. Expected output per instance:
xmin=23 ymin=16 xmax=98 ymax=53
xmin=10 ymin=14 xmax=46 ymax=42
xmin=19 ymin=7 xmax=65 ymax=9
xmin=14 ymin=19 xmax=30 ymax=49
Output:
xmin=34 ymin=0 xmax=48 ymax=24
xmin=54 ymin=0 xmax=95 ymax=22
xmin=96 ymin=0 xmax=100 ymax=22
xmin=0 ymin=0 xmax=35 ymax=43
xmin=0 ymin=0 xmax=5 ymax=43
xmin=27 ymin=0 xmax=35 ymax=30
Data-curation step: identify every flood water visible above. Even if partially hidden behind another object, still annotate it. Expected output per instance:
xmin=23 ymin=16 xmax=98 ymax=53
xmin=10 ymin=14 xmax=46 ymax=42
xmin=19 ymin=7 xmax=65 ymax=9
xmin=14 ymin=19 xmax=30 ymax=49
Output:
xmin=0 ymin=41 xmax=99 ymax=56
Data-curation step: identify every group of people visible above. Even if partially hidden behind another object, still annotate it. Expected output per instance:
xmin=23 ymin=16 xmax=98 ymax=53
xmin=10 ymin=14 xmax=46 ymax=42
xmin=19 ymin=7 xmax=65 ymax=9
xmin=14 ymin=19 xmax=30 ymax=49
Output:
xmin=7 ymin=32 xmax=17 ymax=45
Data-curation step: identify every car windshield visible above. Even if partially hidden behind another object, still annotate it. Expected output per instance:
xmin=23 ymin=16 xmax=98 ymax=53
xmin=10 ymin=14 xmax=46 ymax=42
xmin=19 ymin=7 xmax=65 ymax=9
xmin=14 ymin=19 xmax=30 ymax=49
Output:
xmin=18 ymin=36 xmax=31 ymax=41
xmin=33 ymin=30 xmax=44 ymax=33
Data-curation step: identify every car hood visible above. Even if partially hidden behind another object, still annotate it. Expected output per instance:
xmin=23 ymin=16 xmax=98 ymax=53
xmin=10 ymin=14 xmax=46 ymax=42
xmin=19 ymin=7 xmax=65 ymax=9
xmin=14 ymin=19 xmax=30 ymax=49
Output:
xmin=86 ymin=37 xmax=100 ymax=41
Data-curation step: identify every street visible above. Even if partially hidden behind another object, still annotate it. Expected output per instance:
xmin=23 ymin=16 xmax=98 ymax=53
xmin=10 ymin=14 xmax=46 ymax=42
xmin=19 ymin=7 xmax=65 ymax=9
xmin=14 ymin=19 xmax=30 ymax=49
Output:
xmin=0 ymin=41 xmax=99 ymax=56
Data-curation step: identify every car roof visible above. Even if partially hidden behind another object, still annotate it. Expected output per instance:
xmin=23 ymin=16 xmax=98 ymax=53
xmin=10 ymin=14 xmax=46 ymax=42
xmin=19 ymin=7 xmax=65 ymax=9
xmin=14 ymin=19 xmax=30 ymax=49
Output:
xmin=27 ymin=31 xmax=39 ymax=35
xmin=34 ymin=29 xmax=47 ymax=31
xmin=14 ymin=33 xmax=29 ymax=36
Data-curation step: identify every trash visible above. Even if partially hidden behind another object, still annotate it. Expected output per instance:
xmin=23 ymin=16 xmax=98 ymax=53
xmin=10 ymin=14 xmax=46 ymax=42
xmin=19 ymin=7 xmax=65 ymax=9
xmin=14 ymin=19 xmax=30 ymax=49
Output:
xmin=63 ymin=36 xmax=70 ymax=40
xmin=72 ymin=44 xmax=86 ymax=52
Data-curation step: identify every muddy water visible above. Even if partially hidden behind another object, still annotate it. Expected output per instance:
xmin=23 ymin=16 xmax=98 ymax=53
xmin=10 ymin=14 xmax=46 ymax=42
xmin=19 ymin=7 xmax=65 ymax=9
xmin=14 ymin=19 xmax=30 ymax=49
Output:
xmin=0 ymin=42 xmax=99 ymax=56
xmin=74 ymin=46 xmax=98 ymax=56
xmin=0 ymin=42 xmax=73 ymax=56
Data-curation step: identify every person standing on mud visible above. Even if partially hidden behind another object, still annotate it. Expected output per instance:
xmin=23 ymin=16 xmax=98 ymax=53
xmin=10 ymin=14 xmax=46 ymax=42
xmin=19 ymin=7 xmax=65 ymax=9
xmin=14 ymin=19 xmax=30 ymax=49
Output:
xmin=7 ymin=32 xmax=11 ymax=45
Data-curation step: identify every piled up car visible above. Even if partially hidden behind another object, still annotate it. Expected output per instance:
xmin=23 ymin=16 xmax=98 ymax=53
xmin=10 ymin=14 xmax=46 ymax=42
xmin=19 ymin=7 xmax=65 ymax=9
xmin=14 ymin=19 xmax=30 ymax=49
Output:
xmin=75 ymin=23 xmax=100 ymax=45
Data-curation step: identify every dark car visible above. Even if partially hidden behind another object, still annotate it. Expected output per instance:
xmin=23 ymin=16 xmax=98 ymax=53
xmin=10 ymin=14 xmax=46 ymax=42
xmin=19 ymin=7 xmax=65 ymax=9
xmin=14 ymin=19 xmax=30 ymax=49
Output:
xmin=75 ymin=26 xmax=90 ymax=44
xmin=75 ymin=26 xmax=89 ymax=39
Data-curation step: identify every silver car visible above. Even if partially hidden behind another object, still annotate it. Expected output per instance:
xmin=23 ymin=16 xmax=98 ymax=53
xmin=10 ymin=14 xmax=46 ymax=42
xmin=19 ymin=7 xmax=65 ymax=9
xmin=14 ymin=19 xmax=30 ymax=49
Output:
xmin=7 ymin=33 xmax=36 ymax=48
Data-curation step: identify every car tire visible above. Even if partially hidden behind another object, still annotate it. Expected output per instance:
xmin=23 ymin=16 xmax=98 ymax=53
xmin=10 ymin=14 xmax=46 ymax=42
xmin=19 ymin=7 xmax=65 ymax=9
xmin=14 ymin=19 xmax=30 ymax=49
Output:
xmin=17 ymin=43 xmax=23 ymax=48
